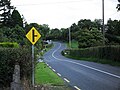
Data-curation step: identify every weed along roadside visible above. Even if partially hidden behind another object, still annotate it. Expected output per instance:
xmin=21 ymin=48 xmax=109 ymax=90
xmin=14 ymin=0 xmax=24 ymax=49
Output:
xmin=35 ymin=62 xmax=72 ymax=90
xmin=35 ymin=43 xmax=72 ymax=90
xmin=62 ymin=45 xmax=120 ymax=66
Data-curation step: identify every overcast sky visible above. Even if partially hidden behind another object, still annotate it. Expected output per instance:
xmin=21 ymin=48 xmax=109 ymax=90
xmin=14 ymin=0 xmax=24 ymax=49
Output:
xmin=11 ymin=0 xmax=119 ymax=29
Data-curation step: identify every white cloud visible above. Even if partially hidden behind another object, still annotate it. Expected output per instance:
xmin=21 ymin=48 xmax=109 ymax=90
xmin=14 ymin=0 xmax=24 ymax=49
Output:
xmin=11 ymin=0 xmax=119 ymax=29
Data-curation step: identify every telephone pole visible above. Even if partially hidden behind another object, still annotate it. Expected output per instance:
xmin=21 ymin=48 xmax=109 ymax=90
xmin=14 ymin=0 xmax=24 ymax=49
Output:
xmin=102 ymin=0 xmax=105 ymax=36
xmin=69 ymin=27 xmax=71 ymax=48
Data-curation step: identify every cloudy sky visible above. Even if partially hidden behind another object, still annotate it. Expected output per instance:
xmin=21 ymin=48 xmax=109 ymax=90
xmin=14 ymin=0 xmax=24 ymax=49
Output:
xmin=11 ymin=0 xmax=119 ymax=29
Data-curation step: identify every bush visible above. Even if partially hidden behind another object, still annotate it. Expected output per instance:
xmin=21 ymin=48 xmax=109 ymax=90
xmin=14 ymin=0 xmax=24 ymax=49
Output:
xmin=63 ymin=45 xmax=120 ymax=62
xmin=105 ymin=33 xmax=120 ymax=44
xmin=0 ymin=47 xmax=32 ymax=87
xmin=77 ymin=28 xmax=105 ymax=48
xmin=0 ymin=42 xmax=19 ymax=48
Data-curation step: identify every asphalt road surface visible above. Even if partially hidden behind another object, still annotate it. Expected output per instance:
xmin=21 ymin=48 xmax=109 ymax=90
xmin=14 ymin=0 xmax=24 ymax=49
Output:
xmin=43 ymin=42 xmax=120 ymax=90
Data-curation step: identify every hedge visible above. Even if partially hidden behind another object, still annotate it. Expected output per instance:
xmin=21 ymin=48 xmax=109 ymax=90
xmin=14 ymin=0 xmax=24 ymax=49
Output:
xmin=0 ymin=47 xmax=32 ymax=87
xmin=0 ymin=42 xmax=19 ymax=48
xmin=62 ymin=45 xmax=120 ymax=62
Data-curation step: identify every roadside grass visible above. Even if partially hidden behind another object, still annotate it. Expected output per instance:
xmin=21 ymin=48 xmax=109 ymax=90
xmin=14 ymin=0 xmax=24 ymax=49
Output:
xmin=65 ymin=41 xmax=120 ymax=66
xmin=65 ymin=55 xmax=120 ymax=66
xmin=35 ymin=62 xmax=64 ymax=86
xmin=45 ymin=43 xmax=54 ymax=52
xmin=67 ymin=40 xmax=78 ymax=49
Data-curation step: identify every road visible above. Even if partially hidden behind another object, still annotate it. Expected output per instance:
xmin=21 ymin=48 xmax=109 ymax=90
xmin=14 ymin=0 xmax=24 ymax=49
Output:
xmin=43 ymin=42 xmax=120 ymax=90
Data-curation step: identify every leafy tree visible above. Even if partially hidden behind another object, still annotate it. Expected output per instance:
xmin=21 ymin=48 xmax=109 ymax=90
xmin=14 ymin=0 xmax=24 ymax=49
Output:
xmin=92 ymin=19 xmax=102 ymax=31
xmin=78 ymin=19 xmax=92 ymax=30
xmin=117 ymin=0 xmax=120 ymax=11
xmin=60 ymin=28 xmax=69 ymax=41
xmin=70 ymin=23 xmax=79 ymax=40
xmin=11 ymin=9 xmax=23 ymax=27
xmin=0 ymin=27 xmax=12 ymax=41
xmin=11 ymin=25 xmax=25 ymax=43
xmin=39 ymin=24 xmax=50 ymax=40
xmin=25 ymin=23 xmax=40 ymax=33
xmin=0 ymin=0 xmax=14 ymax=27
xmin=49 ymin=28 xmax=62 ymax=40
xmin=77 ymin=28 xmax=104 ymax=48
xmin=106 ymin=19 xmax=120 ymax=36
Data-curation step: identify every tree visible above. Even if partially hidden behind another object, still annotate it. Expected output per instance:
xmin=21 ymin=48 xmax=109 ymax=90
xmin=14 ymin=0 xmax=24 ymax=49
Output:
xmin=77 ymin=28 xmax=104 ymax=48
xmin=117 ymin=0 xmax=120 ymax=11
xmin=106 ymin=19 xmax=120 ymax=36
xmin=10 ymin=25 xmax=25 ymax=43
xmin=70 ymin=23 xmax=79 ymax=40
xmin=92 ymin=19 xmax=102 ymax=31
xmin=78 ymin=19 xmax=92 ymax=30
xmin=60 ymin=28 xmax=69 ymax=41
xmin=0 ymin=0 xmax=14 ymax=27
xmin=49 ymin=28 xmax=62 ymax=40
xmin=25 ymin=23 xmax=40 ymax=33
xmin=39 ymin=24 xmax=50 ymax=40
xmin=11 ymin=9 xmax=23 ymax=27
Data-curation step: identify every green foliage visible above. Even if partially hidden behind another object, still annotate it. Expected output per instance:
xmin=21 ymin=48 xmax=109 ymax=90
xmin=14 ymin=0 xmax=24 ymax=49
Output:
xmin=11 ymin=25 xmax=25 ymax=43
xmin=117 ymin=0 xmax=120 ymax=11
xmin=25 ymin=23 xmax=40 ymax=33
xmin=105 ymin=33 xmax=120 ymax=44
xmin=11 ymin=9 xmax=23 ymax=27
xmin=63 ymin=45 xmax=120 ymax=63
xmin=0 ymin=48 xmax=31 ymax=87
xmin=107 ymin=19 xmax=120 ymax=36
xmin=78 ymin=19 xmax=93 ymax=30
xmin=35 ymin=62 xmax=64 ymax=85
xmin=39 ymin=24 xmax=50 ymax=40
xmin=0 ymin=0 xmax=14 ymax=27
xmin=0 ymin=42 xmax=19 ymax=48
xmin=0 ymin=27 xmax=12 ymax=42
xmin=0 ymin=26 xmax=26 ymax=44
xmin=48 ymin=28 xmax=62 ymax=40
xmin=77 ymin=28 xmax=104 ymax=48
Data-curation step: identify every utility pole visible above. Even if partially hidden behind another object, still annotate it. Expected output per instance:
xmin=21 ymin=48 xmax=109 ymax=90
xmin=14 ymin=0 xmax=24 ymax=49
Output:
xmin=102 ymin=0 xmax=105 ymax=36
xmin=69 ymin=27 xmax=71 ymax=48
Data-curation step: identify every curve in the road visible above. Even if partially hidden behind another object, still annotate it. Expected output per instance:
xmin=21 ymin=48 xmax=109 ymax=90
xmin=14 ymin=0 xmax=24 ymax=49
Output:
xmin=52 ymin=42 xmax=120 ymax=79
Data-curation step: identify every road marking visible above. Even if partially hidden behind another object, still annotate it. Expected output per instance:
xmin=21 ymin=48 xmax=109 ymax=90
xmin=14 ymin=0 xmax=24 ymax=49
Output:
xmin=49 ymin=66 xmax=52 ymax=69
xmin=57 ymin=73 xmax=61 ymax=77
xmin=52 ymin=69 xmax=56 ymax=72
xmin=74 ymin=86 xmax=81 ymax=90
xmin=46 ymin=63 xmax=49 ymax=66
xmin=64 ymin=78 xmax=70 ymax=83
xmin=52 ymin=42 xmax=120 ymax=79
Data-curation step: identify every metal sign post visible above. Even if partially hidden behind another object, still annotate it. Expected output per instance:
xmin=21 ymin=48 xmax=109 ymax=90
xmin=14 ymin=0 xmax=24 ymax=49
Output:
xmin=32 ymin=45 xmax=35 ymax=86
xmin=26 ymin=27 xmax=41 ymax=87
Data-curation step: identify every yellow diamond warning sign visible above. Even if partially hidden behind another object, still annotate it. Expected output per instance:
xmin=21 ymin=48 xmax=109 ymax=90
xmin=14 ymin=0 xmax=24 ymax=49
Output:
xmin=26 ymin=27 xmax=41 ymax=45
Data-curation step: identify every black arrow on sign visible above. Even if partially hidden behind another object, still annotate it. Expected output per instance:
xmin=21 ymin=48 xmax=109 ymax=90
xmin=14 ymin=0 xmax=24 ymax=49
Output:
xmin=32 ymin=30 xmax=37 ymax=42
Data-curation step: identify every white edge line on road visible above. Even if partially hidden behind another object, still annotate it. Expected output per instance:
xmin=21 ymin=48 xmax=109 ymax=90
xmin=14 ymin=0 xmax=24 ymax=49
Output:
xmin=57 ymin=73 xmax=61 ymax=77
xmin=52 ymin=69 xmax=56 ymax=72
xmin=74 ymin=86 xmax=81 ymax=90
xmin=49 ymin=66 xmax=51 ymax=69
xmin=64 ymin=78 xmax=70 ymax=83
xmin=52 ymin=43 xmax=120 ymax=79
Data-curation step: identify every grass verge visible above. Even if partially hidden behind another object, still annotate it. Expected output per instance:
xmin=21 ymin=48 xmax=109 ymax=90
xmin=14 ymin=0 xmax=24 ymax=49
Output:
xmin=67 ymin=40 xmax=78 ymax=49
xmin=65 ymin=55 xmax=120 ymax=66
xmin=35 ymin=62 xmax=64 ymax=86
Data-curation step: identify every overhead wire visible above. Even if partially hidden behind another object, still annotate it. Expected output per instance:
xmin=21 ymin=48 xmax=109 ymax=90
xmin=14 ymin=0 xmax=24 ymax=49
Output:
xmin=14 ymin=0 xmax=81 ymax=6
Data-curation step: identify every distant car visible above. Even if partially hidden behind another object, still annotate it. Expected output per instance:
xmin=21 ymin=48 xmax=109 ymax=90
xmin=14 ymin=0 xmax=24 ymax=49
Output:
xmin=43 ymin=40 xmax=52 ymax=45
